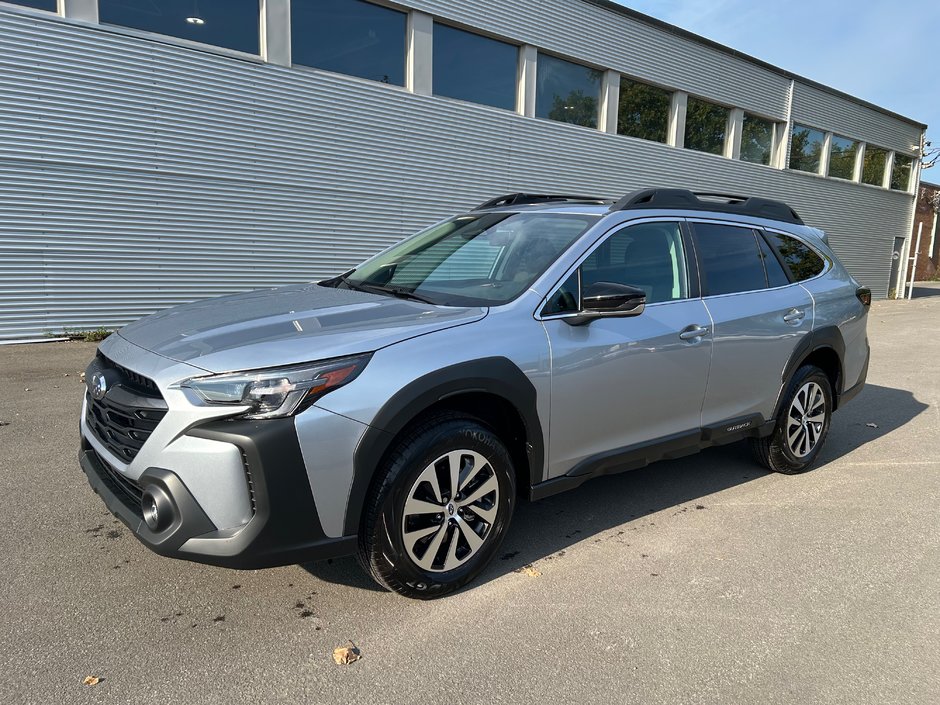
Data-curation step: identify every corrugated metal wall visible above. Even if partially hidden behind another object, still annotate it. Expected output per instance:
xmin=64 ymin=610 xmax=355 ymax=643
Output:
xmin=0 ymin=7 xmax=919 ymax=340
xmin=791 ymin=82 xmax=921 ymax=154
xmin=410 ymin=0 xmax=791 ymax=118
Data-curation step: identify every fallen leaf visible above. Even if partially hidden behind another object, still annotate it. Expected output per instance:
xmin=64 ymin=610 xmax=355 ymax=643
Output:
xmin=866 ymin=422 xmax=879 ymax=428
xmin=515 ymin=564 xmax=541 ymax=578
xmin=82 ymin=676 xmax=100 ymax=686
xmin=332 ymin=642 xmax=362 ymax=665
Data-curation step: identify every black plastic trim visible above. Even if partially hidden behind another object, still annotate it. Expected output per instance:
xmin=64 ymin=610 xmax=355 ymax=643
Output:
xmin=776 ymin=325 xmax=845 ymax=414
xmin=530 ymin=414 xmax=766 ymax=501
xmin=184 ymin=418 xmax=357 ymax=568
xmin=80 ymin=447 xmax=215 ymax=553
xmin=81 ymin=418 xmax=358 ymax=569
xmin=346 ymin=357 xmax=543 ymax=535
xmin=839 ymin=346 xmax=869 ymax=407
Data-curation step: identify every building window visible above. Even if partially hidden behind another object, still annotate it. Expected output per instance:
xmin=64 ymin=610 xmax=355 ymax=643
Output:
xmin=861 ymin=146 xmax=888 ymax=186
xmin=433 ymin=24 xmax=516 ymax=110
xmin=98 ymin=0 xmax=260 ymax=54
xmin=891 ymin=154 xmax=913 ymax=191
xmin=789 ymin=124 xmax=825 ymax=174
xmin=536 ymin=54 xmax=602 ymax=129
xmin=292 ymin=0 xmax=406 ymax=86
xmin=684 ymin=97 xmax=728 ymax=156
xmin=4 ymin=0 xmax=57 ymax=10
xmin=740 ymin=113 xmax=774 ymax=165
xmin=617 ymin=78 xmax=670 ymax=144
xmin=828 ymin=136 xmax=859 ymax=180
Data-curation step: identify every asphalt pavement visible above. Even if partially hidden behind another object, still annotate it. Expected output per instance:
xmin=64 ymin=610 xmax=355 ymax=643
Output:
xmin=1 ymin=295 xmax=938 ymax=705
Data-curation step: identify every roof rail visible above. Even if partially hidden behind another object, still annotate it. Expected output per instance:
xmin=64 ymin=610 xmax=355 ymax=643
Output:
xmin=474 ymin=193 xmax=612 ymax=210
xmin=609 ymin=188 xmax=804 ymax=225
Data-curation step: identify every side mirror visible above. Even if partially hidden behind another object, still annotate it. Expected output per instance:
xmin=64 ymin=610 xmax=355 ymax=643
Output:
xmin=566 ymin=282 xmax=647 ymax=326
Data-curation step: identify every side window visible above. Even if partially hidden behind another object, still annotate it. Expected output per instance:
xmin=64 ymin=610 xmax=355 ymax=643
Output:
xmin=757 ymin=233 xmax=791 ymax=288
xmin=694 ymin=223 xmax=768 ymax=296
xmin=580 ymin=222 xmax=688 ymax=304
xmin=764 ymin=232 xmax=826 ymax=281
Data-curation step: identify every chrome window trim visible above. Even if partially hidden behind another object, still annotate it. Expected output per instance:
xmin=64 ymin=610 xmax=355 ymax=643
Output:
xmin=534 ymin=216 xmax=691 ymax=321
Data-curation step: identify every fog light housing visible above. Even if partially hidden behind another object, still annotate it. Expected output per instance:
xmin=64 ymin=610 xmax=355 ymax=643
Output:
xmin=141 ymin=486 xmax=174 ymax=532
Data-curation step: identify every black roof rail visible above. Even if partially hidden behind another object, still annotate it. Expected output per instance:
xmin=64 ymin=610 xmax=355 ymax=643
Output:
xmin=609 ymin=188 xmax=804 ymax=225
xmin=474 ymin=193 xmax=612 ymax=210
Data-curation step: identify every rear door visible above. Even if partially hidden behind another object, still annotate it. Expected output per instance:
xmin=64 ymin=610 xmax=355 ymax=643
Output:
xmin=691 ymin=220 xmax=814 ymax=427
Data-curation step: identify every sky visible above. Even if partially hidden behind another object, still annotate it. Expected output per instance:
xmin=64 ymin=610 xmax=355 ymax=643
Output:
xmin=617 ymin=0 xmax=939 ymax=155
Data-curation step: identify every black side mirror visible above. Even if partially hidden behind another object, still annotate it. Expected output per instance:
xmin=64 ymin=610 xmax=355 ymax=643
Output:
xmin=566 ymin=281 xmax=647 ymax=326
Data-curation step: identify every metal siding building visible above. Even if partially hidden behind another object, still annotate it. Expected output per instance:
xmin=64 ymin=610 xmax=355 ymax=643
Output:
xmin=0 ymin=0 xmax=926 ymax=341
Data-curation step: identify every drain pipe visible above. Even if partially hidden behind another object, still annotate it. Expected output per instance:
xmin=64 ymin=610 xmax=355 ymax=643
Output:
xmin=908 ymin=221 xmax=922 ymax=300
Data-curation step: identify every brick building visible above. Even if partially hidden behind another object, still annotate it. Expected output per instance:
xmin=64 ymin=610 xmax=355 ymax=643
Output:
xmin=910 ymin=182 xmax=940 ymax=284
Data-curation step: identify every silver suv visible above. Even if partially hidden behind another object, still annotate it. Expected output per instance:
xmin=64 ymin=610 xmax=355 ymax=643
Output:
xmin=79 ymin=189 xmax=871 ymax=598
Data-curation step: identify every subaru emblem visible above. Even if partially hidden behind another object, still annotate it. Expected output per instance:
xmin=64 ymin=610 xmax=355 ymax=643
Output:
xmin=91 ymin=372 xmax=108 ymax=401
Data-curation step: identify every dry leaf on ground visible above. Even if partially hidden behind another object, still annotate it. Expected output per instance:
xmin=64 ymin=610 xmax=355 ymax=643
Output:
xmin=332 ymin=642 xmax=362 ymax=665
xmin=515 ymin=564 xmax=541 ymax=577
xmin=82 ymin=676 xmax=100 ymax=686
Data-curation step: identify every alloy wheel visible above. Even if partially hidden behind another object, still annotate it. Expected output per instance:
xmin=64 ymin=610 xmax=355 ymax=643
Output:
xmin=401 ymin=450 xmax=500 ymax=572
xmin=786 ymin=381 xmax=827 ymax=458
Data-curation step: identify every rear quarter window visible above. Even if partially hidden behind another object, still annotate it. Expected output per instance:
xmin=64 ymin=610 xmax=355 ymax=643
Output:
xmin=764 ymin=232 xmax=826 ymax=281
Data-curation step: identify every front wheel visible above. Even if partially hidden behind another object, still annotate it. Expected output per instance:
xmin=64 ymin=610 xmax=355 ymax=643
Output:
xmin=358 ymin=413 xmax=516 ymax=599
xmin=750 ymin=365 xmax=833 ymax=474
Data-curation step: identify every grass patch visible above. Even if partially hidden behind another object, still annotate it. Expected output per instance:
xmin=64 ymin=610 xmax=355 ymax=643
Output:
xmin=49 ymin=327 xmax=113 ymax=343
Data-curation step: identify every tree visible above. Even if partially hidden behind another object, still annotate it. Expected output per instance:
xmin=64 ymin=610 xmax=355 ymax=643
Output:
xmin=547 ymin=90 xmax=599 ymax=128
xmin=617 ymin=79 xmax=670 ymax=142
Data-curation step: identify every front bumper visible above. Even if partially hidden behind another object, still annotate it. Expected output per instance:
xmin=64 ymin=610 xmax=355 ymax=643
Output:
xmin=80 ymin=417 xmax=357 ymax=569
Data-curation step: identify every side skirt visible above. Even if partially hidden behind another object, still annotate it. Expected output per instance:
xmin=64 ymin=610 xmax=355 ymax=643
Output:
xmin=529 ymin=413 xmax=769 ymax=501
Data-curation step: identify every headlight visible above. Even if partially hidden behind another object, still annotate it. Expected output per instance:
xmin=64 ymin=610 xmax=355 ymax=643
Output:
xmin=177 ymin=354 xmax=371 ymax=419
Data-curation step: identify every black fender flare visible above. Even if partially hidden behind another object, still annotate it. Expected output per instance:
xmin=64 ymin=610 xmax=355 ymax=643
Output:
xmin=344 ymin=357 xmax=544 ymax=535
xmin=773 ymin=325 xmax=846 ymax=420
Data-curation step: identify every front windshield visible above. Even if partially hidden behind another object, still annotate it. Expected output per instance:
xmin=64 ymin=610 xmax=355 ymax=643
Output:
xmin=336 ymin=212 xmax=600 ymax=306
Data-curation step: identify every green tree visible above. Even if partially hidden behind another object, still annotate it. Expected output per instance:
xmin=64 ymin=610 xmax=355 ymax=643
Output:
xmin=685 ymin=97 xmax=728 ymax=155
xmin=741 ymin=115 xmax=773 ymax=165
xmin=547 ymin=90 xmax=599 ymax=128
xmin=617 ymin=79 xmax=670 ymax=143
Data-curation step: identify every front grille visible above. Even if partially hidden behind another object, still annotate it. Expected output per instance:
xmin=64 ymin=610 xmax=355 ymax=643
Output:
xmin=85 ymin=355 xmax=167 ymax=463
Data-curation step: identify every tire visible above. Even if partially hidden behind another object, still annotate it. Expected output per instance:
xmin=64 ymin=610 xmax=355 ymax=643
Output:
xmin=750 ymin=365 xmax=833 ymax=474
xmin=357 ymin=412 xmax=516 ymax=599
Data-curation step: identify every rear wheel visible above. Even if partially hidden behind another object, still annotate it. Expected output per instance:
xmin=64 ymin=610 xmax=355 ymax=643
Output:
xmin=750 ymin=365 xmax=833 ymax=474
xmin=358 ymin=413 xmax=516 ymax=599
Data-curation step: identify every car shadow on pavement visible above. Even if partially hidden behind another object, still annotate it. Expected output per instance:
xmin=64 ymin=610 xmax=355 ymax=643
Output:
xmin=301 ymin=383 xmax=926 ymax=594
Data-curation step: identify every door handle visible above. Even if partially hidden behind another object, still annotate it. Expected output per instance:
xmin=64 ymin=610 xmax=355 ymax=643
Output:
xmin=679 ymin=324 xmax=709 ymax=341
xmin=783 ymin=308 xmax=805 ymax=323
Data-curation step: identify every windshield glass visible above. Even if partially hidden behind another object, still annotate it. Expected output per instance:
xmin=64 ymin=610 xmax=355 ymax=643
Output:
xmin=336 ymin=212 xmax=600 ymax=306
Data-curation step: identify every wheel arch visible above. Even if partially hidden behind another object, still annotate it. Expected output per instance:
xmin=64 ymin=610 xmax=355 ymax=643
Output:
xmin=776 ymin=326 xmax=846 ymax=418
xmin=344 ymin=357 xmax=544 ymax=536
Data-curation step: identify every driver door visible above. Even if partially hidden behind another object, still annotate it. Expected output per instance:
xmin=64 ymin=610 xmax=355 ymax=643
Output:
xmin=540 ymin=219 xmax=712 ymax=478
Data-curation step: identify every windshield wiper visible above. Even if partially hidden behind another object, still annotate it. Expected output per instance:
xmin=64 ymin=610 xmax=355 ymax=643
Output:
xmin=352 ymin=282 xmax=438 ymax=305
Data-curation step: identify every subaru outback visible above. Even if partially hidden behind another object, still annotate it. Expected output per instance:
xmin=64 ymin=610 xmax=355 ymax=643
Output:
xmin=79 ymin=188 xmax=871 ymax=598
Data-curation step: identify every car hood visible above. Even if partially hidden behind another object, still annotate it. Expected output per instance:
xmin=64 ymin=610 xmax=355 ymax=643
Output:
xmin=117 ymin=283 xmax=487 ymax=373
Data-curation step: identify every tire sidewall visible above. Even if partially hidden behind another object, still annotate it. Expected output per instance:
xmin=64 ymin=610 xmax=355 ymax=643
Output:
xmin=375 ymin=420 xmax=516 ymax=597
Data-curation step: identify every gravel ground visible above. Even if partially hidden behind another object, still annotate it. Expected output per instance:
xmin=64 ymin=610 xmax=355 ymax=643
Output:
xmin=0 ymin=295 xmax=938 ymax=704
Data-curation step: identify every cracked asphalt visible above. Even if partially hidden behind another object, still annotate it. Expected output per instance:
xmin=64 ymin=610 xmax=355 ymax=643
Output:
xmin=1 ymin=292 xmax=938 ymax=704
